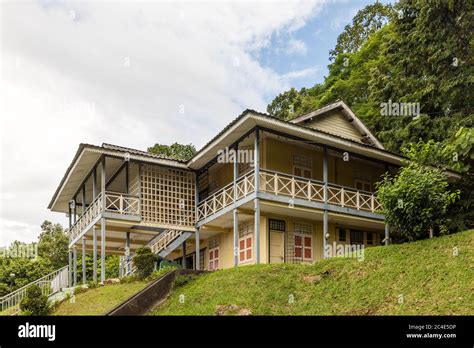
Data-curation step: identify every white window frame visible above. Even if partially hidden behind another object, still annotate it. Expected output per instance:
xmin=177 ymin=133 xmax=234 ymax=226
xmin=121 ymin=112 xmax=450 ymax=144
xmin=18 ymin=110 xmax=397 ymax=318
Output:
xmin=208 ymin=247 xmax=219 ymax=271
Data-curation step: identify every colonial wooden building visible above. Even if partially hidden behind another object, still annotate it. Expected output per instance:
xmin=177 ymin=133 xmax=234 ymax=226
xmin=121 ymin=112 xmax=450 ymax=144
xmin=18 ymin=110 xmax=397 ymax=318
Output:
xmin=48 ymin=101 xmax=459 ymax=283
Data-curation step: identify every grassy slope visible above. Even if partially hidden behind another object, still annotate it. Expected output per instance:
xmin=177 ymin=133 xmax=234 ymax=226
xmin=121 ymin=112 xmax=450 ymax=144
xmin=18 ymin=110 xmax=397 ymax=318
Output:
xmin=151 ymin=230 xmax=473 ymax=315
xmin=53 ymin=281 xmax=148 ymax=315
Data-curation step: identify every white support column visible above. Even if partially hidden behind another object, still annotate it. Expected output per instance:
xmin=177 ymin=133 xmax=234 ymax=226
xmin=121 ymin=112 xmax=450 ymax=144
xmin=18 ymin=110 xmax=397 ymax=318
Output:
xmin=73 ymin=246 xmax=77 ymax=287
xmin=254 ymin=129 xmax=260 ymax=264
xmin=254 ymin=200 xmax=260 ymax=264
xmin=233 ymin=210 xmax=239 ymax=267
xmin=92 ymin=167 xmax=98 ymax=283
xmin=81 ymin=185 xmax=86 ymax=216
xmin=233 ymin=143 xmax=239 ymax=268
xmin=68 ymin=205 xmax=72 ymax=229
xmin=100 ymin=156 xmax=106 ymax=283
xmin=82 ymin=237 xmax=86 ymax=285
xmin=73 ymin=198 xmax=77 ymax=224
xmin=194 ymin=170 xmax=200 ymax=271
xmin=68 ymin=249 xmax=72 ymax=287
xmin=125 ymin=232 xmax=131 ymax=274
xmin=100 ymin=219 xmax=106 ymax=283
xmin=322 ymin=146 xmax=328 ymax=258
xmin=92 ymin=228 xmax=97 ymax=283
xmin=182 ymin=241 xmax=187 ymax=269
xmin=195 ymin=227 xmax=200 ymax=270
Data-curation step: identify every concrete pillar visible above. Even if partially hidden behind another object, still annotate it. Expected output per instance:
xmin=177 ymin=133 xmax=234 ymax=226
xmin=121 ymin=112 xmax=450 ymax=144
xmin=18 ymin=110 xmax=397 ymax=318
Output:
xmin=233 ymin=210 xmax=239 ymax=267
xmin=68 ymin=249 xmax=72 ymax=287
xmin=82 ymin=237 xmax=86 ymax=285
xmin=81 ymin=185 xmax=86 ymax=215
xmin=125 ymin=232 xmax=131 ymax=274
xmin=68 ymin=205 xmax=72 ymax=229
xmin=73 ymin=247 xmax=77 ymax=287
xmin=254 ymin=200 xmax=260 ymax=264
xmin=254 ymin=128 xmax=260 ymax=264
xmin=233 ymin=142 xmax=239 ymax=267
xmin=92 ymin=228 xmax=97 ymax=283
xmin=323 ymin=211 xmax=328 ymax=258
xmin=100 ymin=218 xmax=106 ymax=283
xmin=73 ymin=198 xmax=77 ymax=224
xmin=322 ymin=146 xmax=328 ymax=258
xmin=100 ymin=156 xmax=106 ymax=283
xmin=195 ymin=228 xmax=200 ymax=270
xmin=182 ymin=241 xmax=187 ymax=269
xmin=92 ymin=165 xmax=98 ymax=283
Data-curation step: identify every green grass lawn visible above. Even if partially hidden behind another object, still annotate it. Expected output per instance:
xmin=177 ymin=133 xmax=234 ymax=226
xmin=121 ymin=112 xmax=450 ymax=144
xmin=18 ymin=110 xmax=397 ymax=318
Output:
xmin=0 ymin=306 xmax=20 ymax=316
xmin=53 ymin=281 xmax=148 ymax=315
xmin=150 ymin=230 xmax=474 ymax=315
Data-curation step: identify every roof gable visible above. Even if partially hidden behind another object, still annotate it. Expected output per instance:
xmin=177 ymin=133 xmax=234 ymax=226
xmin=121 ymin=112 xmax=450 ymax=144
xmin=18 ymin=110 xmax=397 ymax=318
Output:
xmin=290 ymin=100 xmax=384 ymax=149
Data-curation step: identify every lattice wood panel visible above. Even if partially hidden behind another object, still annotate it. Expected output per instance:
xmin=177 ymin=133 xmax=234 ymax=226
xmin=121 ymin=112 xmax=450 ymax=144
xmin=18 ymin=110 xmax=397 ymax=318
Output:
xmin=140 ymin=164 xmax=195 ymax=227
xmin=128 ymin=162 xmax=140 ymax=196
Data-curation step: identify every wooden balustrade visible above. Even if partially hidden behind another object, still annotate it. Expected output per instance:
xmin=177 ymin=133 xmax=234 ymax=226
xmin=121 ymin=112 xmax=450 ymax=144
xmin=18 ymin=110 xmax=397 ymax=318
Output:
xmin=68 ymin=192 xmax=140 ymax=242
xmin=196 ymin=168 xmax=382 ymax=221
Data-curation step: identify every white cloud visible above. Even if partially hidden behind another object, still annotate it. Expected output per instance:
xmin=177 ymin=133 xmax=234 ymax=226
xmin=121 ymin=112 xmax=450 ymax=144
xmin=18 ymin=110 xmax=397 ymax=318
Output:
xmin=285 ymin=38 xmax=308 ymax=55
xmin=281 ymin=67 xmax=320 ymax=81
xmin=0 ymin=0 xmax=327 ymax=245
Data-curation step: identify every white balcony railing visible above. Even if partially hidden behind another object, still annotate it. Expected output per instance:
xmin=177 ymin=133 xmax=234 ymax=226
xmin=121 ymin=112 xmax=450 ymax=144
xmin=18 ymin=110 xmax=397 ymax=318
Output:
xmin=68 ymin=192 xmax=140 ymax=242
xmin=259 ymin=169 xmax=382 ymax=213
xmin=197 ymin=170 xmax=255 ymax=221
xmin=69 ymin=193 xmax=103 ymax=242
xmin=104 ymin=191 xmax=140 ymax=215
xmin=196 ymin=168 xmax=382 ymax=221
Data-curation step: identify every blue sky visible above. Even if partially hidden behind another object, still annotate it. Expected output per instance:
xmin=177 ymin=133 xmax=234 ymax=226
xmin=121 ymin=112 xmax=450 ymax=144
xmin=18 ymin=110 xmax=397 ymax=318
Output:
xmin=259 ymin=0 xmax=391 ymax=91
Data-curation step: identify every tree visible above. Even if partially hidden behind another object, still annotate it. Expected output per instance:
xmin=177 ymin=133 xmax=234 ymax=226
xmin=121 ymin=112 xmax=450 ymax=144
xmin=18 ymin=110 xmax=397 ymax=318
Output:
xmin=38 ymin=221 xmax=68 ymax=269
xmin=19 ymin=285 xmax=50 ymax=315
xmin=380 ymin=0 xmax=474 ymax=115
xmin=266 ymin=87 xmax=306 ymax=120
xmin=267 ymin=1 xmax=473 ymax=154
xmin=441 ymin=127 xmax=474 ymax=232
xmin=133 ymin=247 xmax=155 ymax=279
xmin=0 ymin=254 xmax=53 ymax=294
xmin=329 ymin=2 xmax=394 ymax=59
xmin=148 ymin=142 xmax=196 ymax=161
xmin=376 ymin=162 xmax=459 ymax=241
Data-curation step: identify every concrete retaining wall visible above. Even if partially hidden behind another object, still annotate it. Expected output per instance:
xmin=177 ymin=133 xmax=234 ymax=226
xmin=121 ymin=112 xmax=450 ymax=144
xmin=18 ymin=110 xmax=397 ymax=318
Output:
xmin=107 ymin=269 xmax=202 ymax=316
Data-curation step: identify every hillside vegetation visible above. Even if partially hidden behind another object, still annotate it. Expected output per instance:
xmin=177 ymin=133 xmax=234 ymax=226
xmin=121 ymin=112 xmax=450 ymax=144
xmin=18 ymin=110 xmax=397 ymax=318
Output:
xmin=150 ymin=230 xmax=473 ymax=315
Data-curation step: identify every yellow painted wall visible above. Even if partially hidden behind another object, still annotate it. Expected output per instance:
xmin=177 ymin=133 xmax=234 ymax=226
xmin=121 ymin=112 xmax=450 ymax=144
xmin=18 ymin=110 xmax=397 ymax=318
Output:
xmin=184 ymin=214 xmax=383 ymax=270
xmin=265 ymin=138 xmax=323 ymax=181
xmin=264 ymin=138 xmax=385 ymax=191
xmin=304 ymin=110 xmax=362 ymax=143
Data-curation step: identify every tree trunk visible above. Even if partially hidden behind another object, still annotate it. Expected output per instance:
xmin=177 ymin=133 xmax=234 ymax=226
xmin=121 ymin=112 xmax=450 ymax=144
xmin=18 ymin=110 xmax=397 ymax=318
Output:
xmin=429 ymin=227 xmax=434 ymax=238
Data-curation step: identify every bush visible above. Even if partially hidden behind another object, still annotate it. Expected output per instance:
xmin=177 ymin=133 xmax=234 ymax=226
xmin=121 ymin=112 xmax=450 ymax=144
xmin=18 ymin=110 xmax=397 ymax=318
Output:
xmin=376 ymin=162 xmax=459 ymax=241
xmin=19 ymin=285 xmax=50 ymax=316
xmin=133 ymin=247 xmax=155 ymax=279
